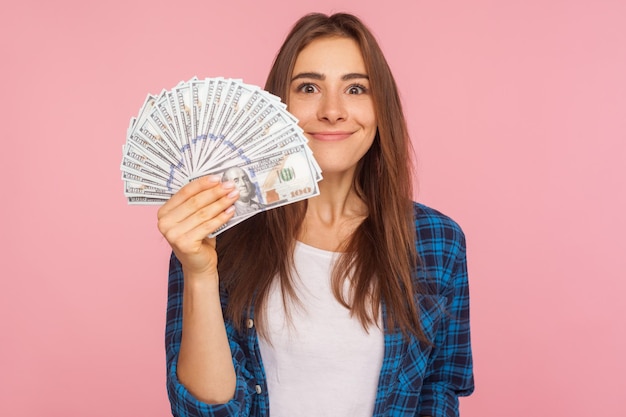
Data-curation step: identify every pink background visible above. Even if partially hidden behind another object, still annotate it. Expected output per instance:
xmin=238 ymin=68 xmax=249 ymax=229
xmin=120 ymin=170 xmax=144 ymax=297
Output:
xmin=2 ymin=0 xmax=625 ymax=416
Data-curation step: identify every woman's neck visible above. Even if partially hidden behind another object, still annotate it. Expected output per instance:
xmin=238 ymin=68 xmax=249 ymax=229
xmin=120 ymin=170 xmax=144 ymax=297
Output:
xmin=299 ymin=174 xmax=367 ymax=251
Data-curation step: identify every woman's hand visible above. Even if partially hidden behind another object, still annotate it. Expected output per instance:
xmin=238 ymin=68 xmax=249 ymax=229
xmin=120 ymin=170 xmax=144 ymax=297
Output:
xmin=159 ymin=175 xmax=240 ymax=403
xmin=157 ymin=174 xmax=239 ymax=278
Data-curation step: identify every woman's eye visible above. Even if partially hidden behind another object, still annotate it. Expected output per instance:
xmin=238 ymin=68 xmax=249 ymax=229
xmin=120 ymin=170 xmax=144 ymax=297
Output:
xmin=297 ymin=83 xmax=318 ymax=93
xmin=347 ymin=84 xmax=368 ymax=95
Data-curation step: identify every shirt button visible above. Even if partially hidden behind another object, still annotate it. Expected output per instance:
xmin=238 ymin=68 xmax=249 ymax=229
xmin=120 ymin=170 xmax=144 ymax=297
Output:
xmin=247 ymin=319 xmax=254 ymax=328
xmin=255 ymin=384 xmax=262 ymax=394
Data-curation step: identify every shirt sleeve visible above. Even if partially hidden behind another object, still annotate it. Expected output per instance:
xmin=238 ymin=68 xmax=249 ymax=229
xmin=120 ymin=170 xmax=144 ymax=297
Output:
xmin=417 ymin=223 xmax=475 ymax=417
xmin=164 ymin=252 xmax=257 ymax=417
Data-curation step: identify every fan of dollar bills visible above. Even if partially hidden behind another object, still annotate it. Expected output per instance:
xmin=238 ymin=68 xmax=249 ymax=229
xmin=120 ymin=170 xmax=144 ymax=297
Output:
xmin=121 ymin=77 xmax=322 ymax=236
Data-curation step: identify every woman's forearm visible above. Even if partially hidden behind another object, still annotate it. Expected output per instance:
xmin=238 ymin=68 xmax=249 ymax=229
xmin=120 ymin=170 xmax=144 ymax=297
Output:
xmin=177 ymin=270 xmax=236 ymax=404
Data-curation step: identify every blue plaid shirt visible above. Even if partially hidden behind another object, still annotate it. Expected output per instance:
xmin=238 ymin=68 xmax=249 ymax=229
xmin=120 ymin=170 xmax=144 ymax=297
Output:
xmin=165 ymin=202 xmax=474 ymax=416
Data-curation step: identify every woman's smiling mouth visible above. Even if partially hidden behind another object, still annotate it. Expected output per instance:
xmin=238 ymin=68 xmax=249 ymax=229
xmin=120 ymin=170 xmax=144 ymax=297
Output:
xmin=308 ymin=131 xmax=354 ymax=141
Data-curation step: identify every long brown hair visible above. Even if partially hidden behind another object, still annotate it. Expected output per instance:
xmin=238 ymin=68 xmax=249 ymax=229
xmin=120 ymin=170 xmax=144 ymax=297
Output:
xmin=217 ymin=12 xmax=427 ymax=342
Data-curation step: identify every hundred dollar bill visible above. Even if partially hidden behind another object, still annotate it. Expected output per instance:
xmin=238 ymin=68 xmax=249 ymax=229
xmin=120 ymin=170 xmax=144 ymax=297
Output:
xmin=207 ymin=125 xmax=307 ymax=173
xmin=127 ymin=196 xmax=170 ymax=205
xmin=225 ymin=94 xmax=291 ymax=142
xmin=122 ymin=77 xmax=324 ymax=229
xmin=128 ymin=94 xmax=156 ymax=136
xmin=125 ymin=130 xmax=186 ymax=182
xmin=211 ymin=79 xmax=241 ymax=137
xmin=245 ymin=125 xmax=321 ymax=182
xmin=198 ymin=79 xmax=240 ymax=173
xmin=190 ymin=78 xmax=213 ymax=172
xmin=133 ymin=112 xmax=180 ymax=167
xmin=151 ymin=88 xmax=185 ymax=169
xmin=198 ymin=78 xmax=229 ymax=164
xmin=121 ymin=144 xmax=186 ymax=191
xmin=239 ymin=125 xmax=306 ymax=161
xmin=152 ymin=89 xmax=190 ymax=164
xmin=170 ymin=83 xmax=195 ymax=172
xmin=122 ymin=169 xmax=172 ymax=191
xmin=189 ymin=77 xmax=209 ymax=170
xmin=204 ymin=144 xmax=320 ymax=237
xmin=211 ymin=80 xmax=259 ymax=148
xmin=198 ymin=92 xmax=274 ymax=165
xmin=206 ymin=104 xmax=299 ymax=170
xmin=187 ymin=77 xmax=199 ymax=139
xmin=124 ymin=179 xmax=172 ymax=199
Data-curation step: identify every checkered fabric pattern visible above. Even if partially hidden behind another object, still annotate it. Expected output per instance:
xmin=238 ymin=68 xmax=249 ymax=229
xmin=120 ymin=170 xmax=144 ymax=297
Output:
xmin=165 ymin=202 xmax=474 ymax=417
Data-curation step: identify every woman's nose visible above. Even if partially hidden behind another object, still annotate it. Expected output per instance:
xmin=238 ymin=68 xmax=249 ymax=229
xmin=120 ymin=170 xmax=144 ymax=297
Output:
xmin=317 ymin=92 xmax=347 ymax=123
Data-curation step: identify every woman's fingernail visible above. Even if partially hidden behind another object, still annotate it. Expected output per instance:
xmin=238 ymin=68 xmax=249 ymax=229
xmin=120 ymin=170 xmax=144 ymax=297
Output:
xmin=221 ymin=180 xmax=235 ymax=189
xmin=206 ymin=175 xmax=222 ymax=183
xmin=225 ymin=205 xmax=236 ymax=214
xmin=227 ymin=189 xmax=239 ymax=198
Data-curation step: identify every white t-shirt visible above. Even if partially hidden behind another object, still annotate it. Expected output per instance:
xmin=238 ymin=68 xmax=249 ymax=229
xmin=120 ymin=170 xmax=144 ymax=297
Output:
xmin=258 ymin=241 xmax=384 ymax=416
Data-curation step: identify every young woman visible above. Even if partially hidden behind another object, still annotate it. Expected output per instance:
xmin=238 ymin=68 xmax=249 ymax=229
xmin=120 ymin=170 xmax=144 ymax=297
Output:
xmin=158 ymin=12 xmax=474 ymax=417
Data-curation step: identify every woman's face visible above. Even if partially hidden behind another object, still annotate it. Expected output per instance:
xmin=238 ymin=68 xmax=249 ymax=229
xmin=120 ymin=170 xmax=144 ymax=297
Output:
xmin=287 ymin=36 xmax=377 ymax=178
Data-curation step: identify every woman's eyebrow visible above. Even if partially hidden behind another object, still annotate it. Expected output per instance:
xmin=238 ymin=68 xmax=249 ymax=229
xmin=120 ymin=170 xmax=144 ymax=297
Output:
xmin=291 ymin=72 xmax=324 ymax=82
xmin=290 ymin=72 xmax=369 ymax=82
xmin=342 ymin=73 xmax=369 ymax=81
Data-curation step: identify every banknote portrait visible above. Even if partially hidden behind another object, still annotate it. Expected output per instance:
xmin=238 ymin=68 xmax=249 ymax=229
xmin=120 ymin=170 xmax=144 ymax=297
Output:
xmin=221 ymin=166 xmax=263 ymax=216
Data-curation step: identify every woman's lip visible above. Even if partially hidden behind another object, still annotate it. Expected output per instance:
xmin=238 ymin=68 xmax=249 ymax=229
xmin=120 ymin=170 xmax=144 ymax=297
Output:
xmin=308 ymin=132 xmax=353 ymax=141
